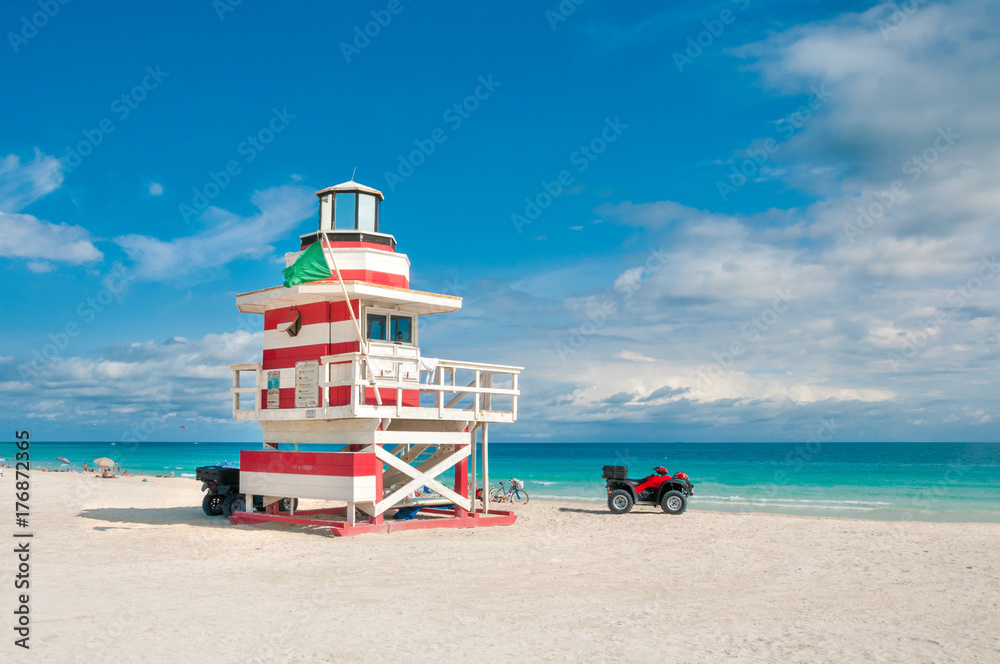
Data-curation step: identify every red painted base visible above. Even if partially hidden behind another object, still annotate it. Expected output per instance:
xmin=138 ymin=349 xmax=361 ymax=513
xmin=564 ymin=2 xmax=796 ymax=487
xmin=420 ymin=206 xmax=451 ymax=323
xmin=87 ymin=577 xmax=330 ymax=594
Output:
xmin=228 ymin=507 xmax=516 ymax=537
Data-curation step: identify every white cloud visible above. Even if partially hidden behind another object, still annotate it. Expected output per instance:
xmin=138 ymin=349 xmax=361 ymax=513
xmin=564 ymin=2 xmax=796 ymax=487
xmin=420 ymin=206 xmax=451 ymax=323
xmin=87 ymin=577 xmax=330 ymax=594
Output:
xmin=26 ymin=261 xmax=54 ymax=273
xmin=444 ymin=0 xmax=1000 ymax=441
xmin=0 ymin=150 xmax=103 ymax=267
xmin=0 ymin=149 xmax=63 ymax=212
xmin=2 ymin=330 xmax=262 ymax=427
xmin=0 ymin=211 xmax=104 ymax=264
xmin=115 ymin=185 xmax=315 ymax=282
xmin=149 ymin=182 xmax=164 ymax=196
xmin=619 ymin=350 xmax=656 ymax=362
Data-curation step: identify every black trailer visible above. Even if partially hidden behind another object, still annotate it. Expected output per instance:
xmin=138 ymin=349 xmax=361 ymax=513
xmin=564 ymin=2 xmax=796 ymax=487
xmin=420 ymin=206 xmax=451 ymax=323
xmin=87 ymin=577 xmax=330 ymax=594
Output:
xmin=196 ymin=465 xmax=296 ymax=517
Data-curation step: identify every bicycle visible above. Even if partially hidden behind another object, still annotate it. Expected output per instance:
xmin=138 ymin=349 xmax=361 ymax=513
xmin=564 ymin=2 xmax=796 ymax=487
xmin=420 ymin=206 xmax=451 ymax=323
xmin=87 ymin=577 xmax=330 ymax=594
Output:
xmin=488 ymin=478 xmax=529 ymax=504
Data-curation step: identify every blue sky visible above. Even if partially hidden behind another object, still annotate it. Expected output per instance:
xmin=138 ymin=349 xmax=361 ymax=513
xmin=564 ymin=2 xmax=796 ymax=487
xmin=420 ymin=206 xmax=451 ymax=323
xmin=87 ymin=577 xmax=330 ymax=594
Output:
xmin=1 ymin=0 xmax=997 ymax=443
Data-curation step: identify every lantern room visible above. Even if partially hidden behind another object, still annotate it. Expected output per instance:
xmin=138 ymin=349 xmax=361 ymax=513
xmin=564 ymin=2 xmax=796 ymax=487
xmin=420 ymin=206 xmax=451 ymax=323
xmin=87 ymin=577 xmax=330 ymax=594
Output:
xmin=317 ymin=180 xmax=382 ymax=232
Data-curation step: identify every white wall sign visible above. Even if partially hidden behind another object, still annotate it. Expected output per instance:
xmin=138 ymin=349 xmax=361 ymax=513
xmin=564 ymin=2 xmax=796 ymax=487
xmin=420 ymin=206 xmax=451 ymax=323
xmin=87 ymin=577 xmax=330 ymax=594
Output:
xmin=295 ymin=360 xmax=319 ymax=408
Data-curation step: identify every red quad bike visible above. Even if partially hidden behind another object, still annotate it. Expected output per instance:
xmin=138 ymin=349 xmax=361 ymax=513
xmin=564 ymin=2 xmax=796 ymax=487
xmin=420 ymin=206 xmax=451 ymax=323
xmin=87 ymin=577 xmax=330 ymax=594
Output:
xmin=602 ymin=465 xmax=694 ymax=515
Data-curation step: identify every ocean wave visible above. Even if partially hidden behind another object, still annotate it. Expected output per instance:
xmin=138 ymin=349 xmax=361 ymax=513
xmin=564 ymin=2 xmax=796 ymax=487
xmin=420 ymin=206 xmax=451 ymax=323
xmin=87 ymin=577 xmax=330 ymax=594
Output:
xmin=695 ymin=499 xmax=878 ymax=511
xmin=698 ymin=495 xmax=892 ymax=506
xmin=530 ymin=494 xmax=602 ymax=502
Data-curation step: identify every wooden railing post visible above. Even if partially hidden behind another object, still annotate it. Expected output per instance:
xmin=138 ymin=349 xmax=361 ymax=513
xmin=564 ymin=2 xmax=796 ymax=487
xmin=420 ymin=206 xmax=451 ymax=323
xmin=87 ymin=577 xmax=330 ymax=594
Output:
xmin=473 ymin=370 xmax=481 ymax=419
xmin=437 ymin=365 xmax=445 ymax=419
xmin=512 ymin=372 xmax=518 ymax=420
xmin=483 ymin=371 xmax=492 ymax=412
xmin=231 ymin=367 xmax=239 ymax=415
xmin=254 ymin=366 xmax=262 ymax=414
xmin=395 ymin=370 xmax=403 ymax=417
xmin=350 ymin=357 xmax=359 ymax=416
xmin=321 ymin=360 xmax=329 ymax=408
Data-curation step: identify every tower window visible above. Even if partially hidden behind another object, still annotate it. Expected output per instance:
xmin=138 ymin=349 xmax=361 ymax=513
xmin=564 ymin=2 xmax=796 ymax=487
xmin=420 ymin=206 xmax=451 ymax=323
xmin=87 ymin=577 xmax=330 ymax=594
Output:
xmin=366 ymin=313 xmax=387 ymax=341
xmin=335 ymin=193 xmax=356 ymax=230
xmin=357 ymin=194 xmax=377 ymax=232
xmin=365 ymin=308 xmax=416 ymax=345
xmin=390 ymin=315 xmax=412 ymax=343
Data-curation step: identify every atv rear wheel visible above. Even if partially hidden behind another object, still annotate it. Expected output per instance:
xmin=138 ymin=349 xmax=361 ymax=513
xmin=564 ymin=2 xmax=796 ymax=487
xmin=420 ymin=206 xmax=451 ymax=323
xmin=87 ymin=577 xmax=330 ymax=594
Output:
xmin=608 ymin=489 xmax=634 ymax=514
xmin=660 ymin=490 xmax=686 ymax=515
xmin=202 ymin=493 xmax=224 ymax=517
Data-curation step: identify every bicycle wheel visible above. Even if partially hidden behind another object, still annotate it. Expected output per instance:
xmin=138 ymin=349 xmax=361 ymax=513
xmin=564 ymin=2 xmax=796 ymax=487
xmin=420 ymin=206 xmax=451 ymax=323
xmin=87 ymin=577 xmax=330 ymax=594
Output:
xmin=512 ymin=489 xmax=529 ymax=504
xmin=488 ymin=488 xmax=503 ymax=503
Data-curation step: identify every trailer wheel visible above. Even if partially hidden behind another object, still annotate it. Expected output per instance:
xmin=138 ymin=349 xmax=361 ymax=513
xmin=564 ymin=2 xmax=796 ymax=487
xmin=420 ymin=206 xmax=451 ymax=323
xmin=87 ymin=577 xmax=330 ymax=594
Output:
xmin=660 ymin=490 xmax=687 ymax=515
xmin=222 ymin=493 xmax=246 ymax=517
xmin=608 ymin=489 xmax=634 ymax=514
xmin=279 ymin=497 xmax=298 ymax=512
xmin=202 ymin=493 xmax=224 ymax=517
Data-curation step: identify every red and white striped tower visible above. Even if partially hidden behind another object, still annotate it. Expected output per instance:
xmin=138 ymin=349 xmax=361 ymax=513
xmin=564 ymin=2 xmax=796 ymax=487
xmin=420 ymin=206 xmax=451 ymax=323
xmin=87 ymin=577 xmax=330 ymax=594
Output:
xmin=227 ymin=180 xmax=521 ymax=536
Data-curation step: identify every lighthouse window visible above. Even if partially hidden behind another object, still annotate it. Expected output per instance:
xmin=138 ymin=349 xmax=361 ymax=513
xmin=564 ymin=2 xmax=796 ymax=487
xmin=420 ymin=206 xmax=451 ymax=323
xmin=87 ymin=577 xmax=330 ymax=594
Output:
xmin=357 ymin=194 xmax=377 ymax=232
xmin=390 ymin=315 xmax=412 ymax=344
xmin=319 ymin=194 xmax=333 ymax=230
xmin=335 ymin=193 xmax=356 ymax=230
xmin=366 ymin=313 xmax=387 ymax=341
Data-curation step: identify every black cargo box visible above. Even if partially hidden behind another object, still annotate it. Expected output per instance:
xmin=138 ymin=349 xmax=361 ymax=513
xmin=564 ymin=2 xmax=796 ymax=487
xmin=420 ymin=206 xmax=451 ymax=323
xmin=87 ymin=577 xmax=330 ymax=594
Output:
xmin=602 ymin=465 xmax=628 ymax=480
xmin=196 ymin=465 xmax=240 ymax=485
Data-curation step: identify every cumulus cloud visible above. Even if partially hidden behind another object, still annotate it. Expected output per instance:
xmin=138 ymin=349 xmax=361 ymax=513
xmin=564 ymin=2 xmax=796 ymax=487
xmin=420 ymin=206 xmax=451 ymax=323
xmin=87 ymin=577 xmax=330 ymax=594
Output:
xmin=115 ymin=185 xmax=315 ymax=282
xmin=0 ymin=150 xmax=103 ymax=267
xmin=0 ymin=330 xmax=261 ymax=429
xmin=443 ymin=0 xmax=1000 ymax=441
xmin=0 ymin=211 xmax=105 ymax=264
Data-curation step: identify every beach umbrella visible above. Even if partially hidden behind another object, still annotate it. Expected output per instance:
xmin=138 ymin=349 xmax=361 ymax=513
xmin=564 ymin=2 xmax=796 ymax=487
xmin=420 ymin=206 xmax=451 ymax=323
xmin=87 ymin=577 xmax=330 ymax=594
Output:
xmin=94 ymin=457 xmax=115 ymax=468
xmin=57 ymin=457 xmax=71 ymax=464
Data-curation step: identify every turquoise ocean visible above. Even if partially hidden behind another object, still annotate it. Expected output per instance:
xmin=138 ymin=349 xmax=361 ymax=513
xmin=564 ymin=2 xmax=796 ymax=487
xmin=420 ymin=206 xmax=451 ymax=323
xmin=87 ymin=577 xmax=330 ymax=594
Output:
xmin=14 ymin=441 xmax=1000 ymax=523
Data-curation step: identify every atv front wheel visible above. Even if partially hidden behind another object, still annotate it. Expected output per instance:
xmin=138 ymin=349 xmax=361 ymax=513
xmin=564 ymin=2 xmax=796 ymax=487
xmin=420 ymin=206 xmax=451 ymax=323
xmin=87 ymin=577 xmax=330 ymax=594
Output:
xmin=660 ymin=490 xmax=687 ymax=515
xmin=608 ymin=489 xmax=634 ymax=514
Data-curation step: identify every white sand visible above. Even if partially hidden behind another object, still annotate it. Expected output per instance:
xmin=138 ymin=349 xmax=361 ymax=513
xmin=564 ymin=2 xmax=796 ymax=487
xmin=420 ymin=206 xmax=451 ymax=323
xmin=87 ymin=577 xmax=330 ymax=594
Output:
xmin=7 ymin=473 xmax=999 ymax=663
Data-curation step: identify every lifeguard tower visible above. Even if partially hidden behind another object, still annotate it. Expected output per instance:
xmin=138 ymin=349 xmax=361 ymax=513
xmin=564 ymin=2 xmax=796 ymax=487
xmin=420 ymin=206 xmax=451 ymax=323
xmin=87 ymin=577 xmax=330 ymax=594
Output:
xmin=227 ymin=180 xmax=521 ymax=536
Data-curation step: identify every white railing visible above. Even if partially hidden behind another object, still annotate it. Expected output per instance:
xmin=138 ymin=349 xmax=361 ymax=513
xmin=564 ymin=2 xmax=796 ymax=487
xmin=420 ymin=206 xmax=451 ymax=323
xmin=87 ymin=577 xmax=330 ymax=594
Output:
xmin=229 ymin=352 xmax=521 ymax=423
xmin=322 ymin=350 xmax=520 ymax=421
xmin=230 ymin=362 xmax=262 ymax=417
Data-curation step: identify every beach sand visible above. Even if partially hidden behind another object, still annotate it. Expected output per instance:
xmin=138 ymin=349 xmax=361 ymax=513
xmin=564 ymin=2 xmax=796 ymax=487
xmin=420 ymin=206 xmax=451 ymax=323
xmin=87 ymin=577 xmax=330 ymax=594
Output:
xmin=8 ymin=473 xmax=999 ymax=663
